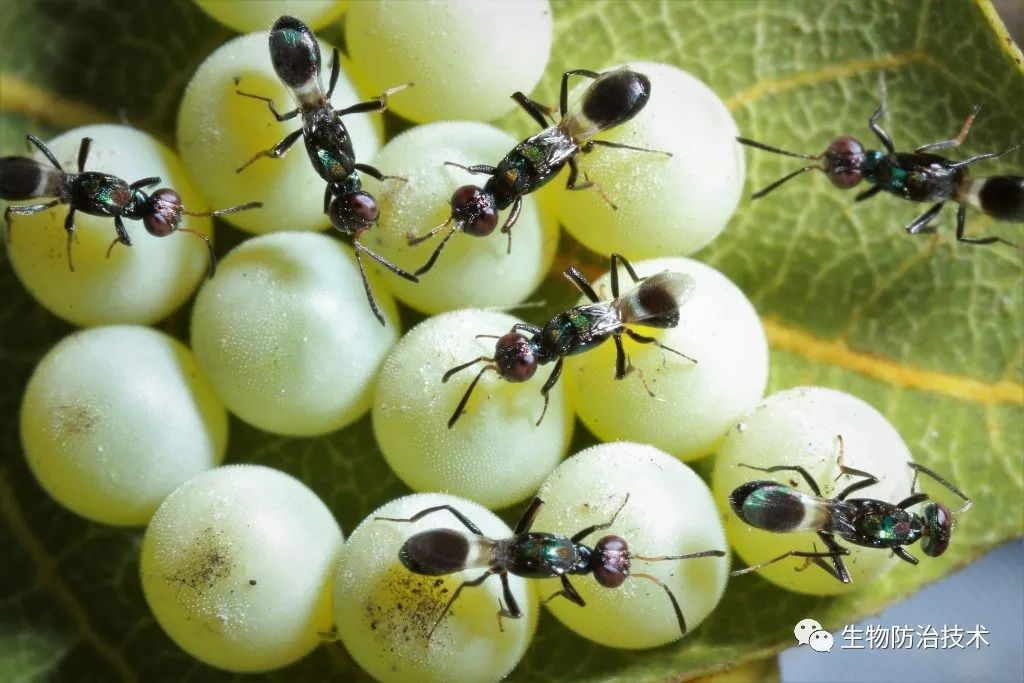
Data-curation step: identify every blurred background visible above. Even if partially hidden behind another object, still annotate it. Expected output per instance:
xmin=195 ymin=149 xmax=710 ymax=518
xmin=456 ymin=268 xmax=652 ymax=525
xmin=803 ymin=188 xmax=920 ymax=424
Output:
xmin=994 ymin=0 xmax=1022 ymax=42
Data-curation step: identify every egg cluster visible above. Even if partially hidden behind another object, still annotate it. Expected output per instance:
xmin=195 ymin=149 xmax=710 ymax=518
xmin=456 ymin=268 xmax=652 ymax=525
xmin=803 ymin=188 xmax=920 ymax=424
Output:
xmin=2 ymin=1 xmax=1011 ymax=681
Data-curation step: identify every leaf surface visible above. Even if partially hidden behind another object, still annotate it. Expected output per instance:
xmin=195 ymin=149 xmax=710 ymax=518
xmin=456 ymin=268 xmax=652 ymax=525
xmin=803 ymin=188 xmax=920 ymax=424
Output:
xmin=0 ymin=1 xmax=1021 ymax=680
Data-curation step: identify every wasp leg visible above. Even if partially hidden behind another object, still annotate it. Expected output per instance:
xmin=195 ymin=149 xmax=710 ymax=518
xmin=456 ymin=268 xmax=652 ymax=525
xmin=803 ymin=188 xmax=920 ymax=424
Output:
xmin=236 ymin=128 xmax=304 ymax=173
xmin=954 ymin=202 xmax=1019 ymax=248
xmin=375 ymin=504 xmax=485 ymax=535
xmin=915 ymin=105 xmax=981 ymax=153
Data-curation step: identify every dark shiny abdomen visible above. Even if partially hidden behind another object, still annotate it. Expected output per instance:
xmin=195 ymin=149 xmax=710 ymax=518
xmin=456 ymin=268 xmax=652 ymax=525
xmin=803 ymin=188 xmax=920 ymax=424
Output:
xmin=269 ymin=18 xmax=321 ymax=90
xmin=0 ymin=157 xmax=57 ymax=200
xmin=581 ymin=70 xmax=651 ymax=130
xmin=978 ymin=176 xmax=1024 ymax=222
xmin=731 ymin=482 xmax=806 ymax=531
xmin=399 ymin=529 xmax=473 ymax=575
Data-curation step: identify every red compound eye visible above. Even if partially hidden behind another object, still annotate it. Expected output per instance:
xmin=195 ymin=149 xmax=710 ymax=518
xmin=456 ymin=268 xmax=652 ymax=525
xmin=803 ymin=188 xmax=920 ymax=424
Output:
xmin=450 ymin=185 xmax=497 ymax=236
xmin=144 ymin=188 xmax=183 ymax=237
xmin=467 ymin=210 xmax=498 ymax=236
xmin=922 ymin=503 xmax=951 ymax=557
xmin=593 ymin=535 xmax=630 ymax=588
xmin=343 ymin=192 xmax=379 ymax=223
xmin=329 ymin=192 xmax=379 ymax=234
xmin=824 ymin=136 xmax=864 ymax=189
xmin=494 ymin=333 xmax=536 ymax=382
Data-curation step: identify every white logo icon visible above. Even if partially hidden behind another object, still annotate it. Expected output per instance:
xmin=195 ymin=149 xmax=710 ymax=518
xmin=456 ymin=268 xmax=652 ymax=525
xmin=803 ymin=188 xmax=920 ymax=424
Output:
xmin=794 ymin=618 xmax=833 ymax=653
xmin=794 ymin=618 xmax=823 ymax=646
xmin=809 ymin=630 xmax=834 ymax=653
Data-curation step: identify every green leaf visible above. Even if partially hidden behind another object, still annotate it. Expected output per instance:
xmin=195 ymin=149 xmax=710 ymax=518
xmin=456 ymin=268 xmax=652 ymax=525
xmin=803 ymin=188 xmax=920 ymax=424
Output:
xmin=1 ymin=0 xmax=1021 ymax=681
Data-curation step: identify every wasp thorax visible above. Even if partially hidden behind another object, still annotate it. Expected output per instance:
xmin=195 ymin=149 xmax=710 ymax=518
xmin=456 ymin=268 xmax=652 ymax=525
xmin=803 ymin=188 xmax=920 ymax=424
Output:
xmin=582 ymin=70 xmax=651 ymax=129
xmin=592 ymin=535 xmax=630 ymax=588
xmin=269 ymin=15 xmax=322 ymax=89
xmin=450 ymin=185 xmax=498 ymax=237
xmin=494 ymin=332 xmax=537 ymax=382
xmin=329 ymin=191 xmax=379 ymax=235
xmin=824 ymin=136 xmax=865 ymax=188
xmin=144 ymin=188 xmax=184 ymax=237
xmin=920 ymin=502 xmax=952 ymax=557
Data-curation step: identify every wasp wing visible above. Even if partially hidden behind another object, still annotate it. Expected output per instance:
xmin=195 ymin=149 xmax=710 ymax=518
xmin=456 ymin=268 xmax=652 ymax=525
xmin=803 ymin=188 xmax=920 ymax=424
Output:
xmin=612 ymin=271 xmax=695 ymax=329
xmin=578 ymin=303 xmax=625 ymax=339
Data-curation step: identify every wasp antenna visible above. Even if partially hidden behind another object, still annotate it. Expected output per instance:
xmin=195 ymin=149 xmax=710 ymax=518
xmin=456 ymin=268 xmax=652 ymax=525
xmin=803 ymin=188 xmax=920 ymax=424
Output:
xmin=906 ymin=462 xmax=972 ymax=514
xmin=630 ymin=571 xmax=687 ymax=637
xmin=751 ymin=165 xmax=822 ymax=199
xmin=447 ymin=365 xmax=497 ymax=428
xmin=631 ymin=549 xmax=726 ymax=562
xmin=736 ymin=137 xmax=821 ymax=160
xmin=442 ymin=356 xmax=495 ymax=383
xmin=184 ymin=201 xmax=262 ymax=218
xmin=407 ymin=216 xmax=453 ymax=246
xmin=412 ymin=219 xmax=463 ymax=276
xmin=179 ymin=228 xmax=217 ymax=278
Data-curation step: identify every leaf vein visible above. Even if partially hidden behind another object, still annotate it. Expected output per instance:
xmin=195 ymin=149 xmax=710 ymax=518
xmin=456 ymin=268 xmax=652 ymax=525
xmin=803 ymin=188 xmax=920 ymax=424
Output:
xmin=765 ymin=317 xmax=1024 ymax=406
xmin=725 ymin=49 xmax=926 ymax=112
xmin=0 ymin=470 xmax=138 ymax=682
xmin=0 ymin=73 xmax=113 ymax=131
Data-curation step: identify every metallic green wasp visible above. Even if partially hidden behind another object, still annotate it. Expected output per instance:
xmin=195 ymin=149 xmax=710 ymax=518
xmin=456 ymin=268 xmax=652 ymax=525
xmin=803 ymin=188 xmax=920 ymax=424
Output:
xmin=408 ymin=68 xmax=672 ymax=274
xmin=236 ymin=15 xmax=415 ymax=324
xmin=730 ymin=436 xmax=973 ymax=584
xmin=737 ymin=87 xmax=1022 ymax=248
xmin=443 ymin=253 xmax=697 ymax=428
xmin=377 ymin=493 xmax=724 ymax=641
xmin=1 ymin=135 xmax=258 ymax=277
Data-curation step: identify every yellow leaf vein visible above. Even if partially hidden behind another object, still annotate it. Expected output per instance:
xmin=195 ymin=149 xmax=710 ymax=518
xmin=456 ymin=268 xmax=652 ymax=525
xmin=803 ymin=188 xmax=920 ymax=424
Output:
xmin=766 ymin=317 xmax=1023 ymax=406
